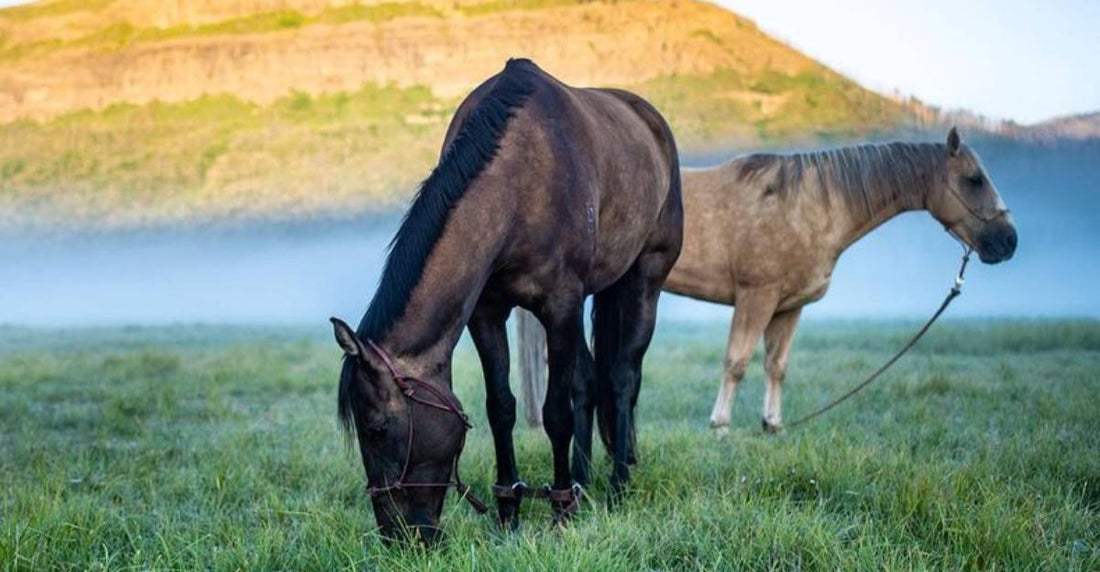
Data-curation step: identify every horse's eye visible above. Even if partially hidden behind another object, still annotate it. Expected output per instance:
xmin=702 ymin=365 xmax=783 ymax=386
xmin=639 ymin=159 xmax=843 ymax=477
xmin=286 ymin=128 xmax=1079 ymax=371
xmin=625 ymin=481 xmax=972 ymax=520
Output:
xmin=366 ymin=422 xmax=388 ymax=440
xmin=967 ymin=174 xmax=983 ymax=186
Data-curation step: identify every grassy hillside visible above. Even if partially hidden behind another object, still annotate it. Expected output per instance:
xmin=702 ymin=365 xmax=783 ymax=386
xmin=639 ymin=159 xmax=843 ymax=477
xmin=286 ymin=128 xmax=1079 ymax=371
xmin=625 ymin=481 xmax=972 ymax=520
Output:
xmin=0 ymin=0 xmax=910 ymax=230
xmin=1 ymin=321 xmax=1098 ymax=568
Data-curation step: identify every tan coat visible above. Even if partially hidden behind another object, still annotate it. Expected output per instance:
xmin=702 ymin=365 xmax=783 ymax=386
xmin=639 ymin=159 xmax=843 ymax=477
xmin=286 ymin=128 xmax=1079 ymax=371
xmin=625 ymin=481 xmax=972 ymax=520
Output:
xmin=664 ymin=130 xmax=1017 ymax=430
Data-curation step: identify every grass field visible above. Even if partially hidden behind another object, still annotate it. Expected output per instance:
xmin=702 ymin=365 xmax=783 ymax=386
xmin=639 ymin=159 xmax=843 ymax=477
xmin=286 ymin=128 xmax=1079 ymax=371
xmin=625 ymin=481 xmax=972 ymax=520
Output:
xmin=2 ymin=320 xmax=1098 ymax=570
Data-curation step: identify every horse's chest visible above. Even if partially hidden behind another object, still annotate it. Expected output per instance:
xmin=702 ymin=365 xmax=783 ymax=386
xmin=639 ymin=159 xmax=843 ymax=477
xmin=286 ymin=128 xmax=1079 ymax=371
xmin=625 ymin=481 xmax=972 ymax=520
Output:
xmin=778 ymin=266 xmax=833 ymax=311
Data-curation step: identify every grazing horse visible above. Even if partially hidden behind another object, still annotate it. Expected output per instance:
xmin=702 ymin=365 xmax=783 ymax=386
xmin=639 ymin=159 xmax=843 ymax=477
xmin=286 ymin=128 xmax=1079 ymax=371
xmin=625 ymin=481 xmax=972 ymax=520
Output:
xmin=331 ymin=58 xmax=682 ymax=541
xmin=665 ymin=129 xmax=1017 ymax=433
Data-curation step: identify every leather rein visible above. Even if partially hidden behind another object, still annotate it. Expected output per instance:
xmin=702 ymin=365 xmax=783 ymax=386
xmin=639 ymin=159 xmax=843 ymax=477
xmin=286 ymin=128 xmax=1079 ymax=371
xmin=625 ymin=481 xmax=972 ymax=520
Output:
xmin=787 ymin=179 xmax=1008 ymax=429
xmin=362 ymin=339 xmax=488 ymax=514
xmin=785 ymin=243 xmax=971 ymax=429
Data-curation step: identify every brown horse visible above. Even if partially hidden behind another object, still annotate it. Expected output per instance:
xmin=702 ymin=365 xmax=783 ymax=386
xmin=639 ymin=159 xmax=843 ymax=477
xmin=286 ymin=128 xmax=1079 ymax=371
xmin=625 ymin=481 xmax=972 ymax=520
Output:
xmin=665 ymin=129 xmax=1017 ymax=433
xmin=331 ymin=58 xmax=682 ymax=542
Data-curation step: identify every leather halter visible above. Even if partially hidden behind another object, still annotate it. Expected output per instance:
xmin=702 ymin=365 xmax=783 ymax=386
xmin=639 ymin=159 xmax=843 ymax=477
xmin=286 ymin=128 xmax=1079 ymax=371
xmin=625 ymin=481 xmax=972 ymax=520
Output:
xmin=944 ymin=179 xmax=1010 ymax=225
xmin=362 ymin=339 xmax=488 ymax=514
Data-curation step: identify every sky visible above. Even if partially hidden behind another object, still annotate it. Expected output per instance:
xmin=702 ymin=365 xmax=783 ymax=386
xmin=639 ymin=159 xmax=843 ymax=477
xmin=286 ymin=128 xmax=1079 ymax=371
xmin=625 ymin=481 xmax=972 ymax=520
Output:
xmin=1 ymin=0 xmax=1096 ymax=123
xmin=717 ymin=0 xmax=1100 ymax=124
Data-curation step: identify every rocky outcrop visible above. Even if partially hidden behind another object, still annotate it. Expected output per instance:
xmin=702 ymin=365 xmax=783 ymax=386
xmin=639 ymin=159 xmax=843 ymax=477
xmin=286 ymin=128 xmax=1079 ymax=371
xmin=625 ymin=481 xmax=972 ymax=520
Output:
xmin=0 ymin=0 xmax=819 ymax=122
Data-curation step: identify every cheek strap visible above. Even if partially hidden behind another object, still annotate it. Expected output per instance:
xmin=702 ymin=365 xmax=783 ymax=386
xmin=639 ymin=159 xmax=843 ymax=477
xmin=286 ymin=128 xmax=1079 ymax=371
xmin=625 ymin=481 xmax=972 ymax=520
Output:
xmin=363 ymin=339 xmax=488 ymax=514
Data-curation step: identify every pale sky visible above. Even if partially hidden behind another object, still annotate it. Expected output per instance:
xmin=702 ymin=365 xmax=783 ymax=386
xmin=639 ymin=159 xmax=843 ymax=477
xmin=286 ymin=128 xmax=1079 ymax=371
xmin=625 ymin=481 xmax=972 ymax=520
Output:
xmin=2 ymin=0 xmax=1096 ymax=123
xmin=716 ymin=0 xmax=1100 ymax=124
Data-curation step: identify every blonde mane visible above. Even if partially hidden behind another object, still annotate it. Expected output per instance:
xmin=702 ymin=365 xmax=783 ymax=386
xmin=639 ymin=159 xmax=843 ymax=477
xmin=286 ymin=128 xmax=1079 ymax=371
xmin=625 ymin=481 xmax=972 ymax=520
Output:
xmin=736 ymin=142 xmax=947 ymax=218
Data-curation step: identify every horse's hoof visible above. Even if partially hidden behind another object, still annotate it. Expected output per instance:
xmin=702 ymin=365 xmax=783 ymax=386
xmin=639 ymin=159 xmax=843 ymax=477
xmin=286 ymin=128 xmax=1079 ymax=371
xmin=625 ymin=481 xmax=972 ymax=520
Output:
xmin=499 ymin=514 xmax=520 ymax=532
xmin=549 ymin=484 xmax=584 ymax=523
xmin=761 ymin=418 xmax=784 ymax=434
xmin=550 ymin=504 xmax=572 ymax=526
xmin=494 ymin=495 xmax=522 ymax=532
xmin=713 ymin=425 xmax=730 ymax=440
xmin=607 ymin=481 xmax=628 ymax=510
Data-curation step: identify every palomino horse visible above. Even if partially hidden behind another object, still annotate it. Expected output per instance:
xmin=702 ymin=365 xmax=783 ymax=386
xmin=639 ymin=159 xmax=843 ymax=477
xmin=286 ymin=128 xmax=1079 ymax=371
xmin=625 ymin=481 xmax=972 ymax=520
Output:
xmin=331 ymin=59 xmax=682 ymax=541
xmin=665 ymin=129 xmax=1017 ymax=433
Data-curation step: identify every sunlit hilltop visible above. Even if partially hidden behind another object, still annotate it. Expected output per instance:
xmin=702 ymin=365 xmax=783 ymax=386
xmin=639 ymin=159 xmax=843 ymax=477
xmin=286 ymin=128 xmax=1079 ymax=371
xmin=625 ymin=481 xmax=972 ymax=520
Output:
xmin=0 ymin=0 xmax=911 ymax=230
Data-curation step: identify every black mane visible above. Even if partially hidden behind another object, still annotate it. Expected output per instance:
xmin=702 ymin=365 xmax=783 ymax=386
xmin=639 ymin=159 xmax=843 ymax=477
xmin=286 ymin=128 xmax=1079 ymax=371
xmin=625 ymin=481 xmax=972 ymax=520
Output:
xmin=356 ymin=59 xmax=537 ymax=341
xmin=339 ymin=59 xmax=537 ymax=432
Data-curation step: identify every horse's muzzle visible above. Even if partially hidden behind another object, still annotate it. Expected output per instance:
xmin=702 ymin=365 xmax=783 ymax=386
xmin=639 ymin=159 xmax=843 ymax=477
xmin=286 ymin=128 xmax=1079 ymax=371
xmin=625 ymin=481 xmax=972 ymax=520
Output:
xmin=977 ymin=222 xmax=1018 ymax=264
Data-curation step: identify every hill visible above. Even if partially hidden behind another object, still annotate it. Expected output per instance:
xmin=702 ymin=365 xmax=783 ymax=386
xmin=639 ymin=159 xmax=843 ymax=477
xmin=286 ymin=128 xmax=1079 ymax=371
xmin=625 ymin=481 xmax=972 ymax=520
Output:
xmin=0 ymin=0 xmax=911 ymax=230
xmin=1011 ymin=112 xmax=1100 ymax=141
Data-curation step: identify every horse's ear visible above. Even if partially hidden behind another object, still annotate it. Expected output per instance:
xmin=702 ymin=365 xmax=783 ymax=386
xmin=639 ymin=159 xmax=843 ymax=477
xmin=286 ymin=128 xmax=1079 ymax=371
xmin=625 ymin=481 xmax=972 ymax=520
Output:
xmin=330 ymin=317 xmax=365 ymax=357
xmin=947 ymin=127 xmax=961 ymax=156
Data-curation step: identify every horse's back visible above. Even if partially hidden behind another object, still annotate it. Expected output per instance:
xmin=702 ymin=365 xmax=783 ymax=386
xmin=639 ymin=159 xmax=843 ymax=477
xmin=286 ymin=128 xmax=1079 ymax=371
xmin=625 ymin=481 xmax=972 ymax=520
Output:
xmin=451 ymin=59 xmax=681 ymax=296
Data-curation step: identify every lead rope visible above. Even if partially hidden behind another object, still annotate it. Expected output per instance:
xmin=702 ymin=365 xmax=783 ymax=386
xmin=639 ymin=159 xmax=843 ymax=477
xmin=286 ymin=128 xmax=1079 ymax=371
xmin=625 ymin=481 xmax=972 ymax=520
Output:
xmin=785 ymin=244 xmax=972 ymax=429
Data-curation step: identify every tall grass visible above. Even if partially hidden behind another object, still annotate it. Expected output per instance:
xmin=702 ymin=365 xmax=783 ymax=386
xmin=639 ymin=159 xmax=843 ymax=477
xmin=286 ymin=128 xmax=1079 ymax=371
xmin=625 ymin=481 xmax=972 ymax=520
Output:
xmin=1 ymin=320 xmax=1097 ymax=569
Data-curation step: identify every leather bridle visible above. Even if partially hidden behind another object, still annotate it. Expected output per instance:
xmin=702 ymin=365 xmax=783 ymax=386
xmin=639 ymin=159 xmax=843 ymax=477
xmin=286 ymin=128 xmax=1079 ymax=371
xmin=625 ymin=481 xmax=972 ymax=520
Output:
xmin=944 ymin=178 xmax=1011 ymax=225
xmin=362 ymin=339 xmax=488 ymax=514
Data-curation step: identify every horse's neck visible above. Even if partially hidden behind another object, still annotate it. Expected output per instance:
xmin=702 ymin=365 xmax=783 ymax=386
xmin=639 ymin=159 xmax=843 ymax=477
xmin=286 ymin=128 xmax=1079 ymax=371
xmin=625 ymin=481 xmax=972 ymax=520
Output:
xmin=832 ymin=193 xmax=924 ymax=253
xmin=379 ymin=205 xmax=504 ymax=383
xmin=823 ymin=156 xmax=938 ymax=254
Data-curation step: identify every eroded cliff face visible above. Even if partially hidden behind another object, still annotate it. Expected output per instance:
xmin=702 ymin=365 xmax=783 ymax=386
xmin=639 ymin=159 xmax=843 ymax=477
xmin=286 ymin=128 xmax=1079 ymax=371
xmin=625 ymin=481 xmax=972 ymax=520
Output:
xmin=0 ymin=0 xmax=817 ymax=122
xmin=2 ymin=0 xmax=364 ymax=43
xmin=0 ymin=0 xmax=912 ymax=230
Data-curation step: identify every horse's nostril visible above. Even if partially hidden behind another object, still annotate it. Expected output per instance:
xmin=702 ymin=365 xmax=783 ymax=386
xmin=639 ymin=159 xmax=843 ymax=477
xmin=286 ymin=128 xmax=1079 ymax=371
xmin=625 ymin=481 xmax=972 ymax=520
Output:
xmin=1006 ymin=231 xmax=1018 ymax=251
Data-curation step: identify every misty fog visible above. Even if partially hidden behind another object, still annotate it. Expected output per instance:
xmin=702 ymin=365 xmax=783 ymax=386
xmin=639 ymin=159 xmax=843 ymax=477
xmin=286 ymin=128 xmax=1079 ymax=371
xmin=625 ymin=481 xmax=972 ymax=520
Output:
xmin=2 ymin=137 xmax=1097 ymax=327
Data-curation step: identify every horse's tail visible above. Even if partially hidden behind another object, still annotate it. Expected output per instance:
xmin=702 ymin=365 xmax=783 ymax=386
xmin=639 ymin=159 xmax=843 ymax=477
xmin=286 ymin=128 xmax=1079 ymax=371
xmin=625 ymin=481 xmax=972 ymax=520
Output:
xmin=592 ymin=286 xmax=623 ymax=457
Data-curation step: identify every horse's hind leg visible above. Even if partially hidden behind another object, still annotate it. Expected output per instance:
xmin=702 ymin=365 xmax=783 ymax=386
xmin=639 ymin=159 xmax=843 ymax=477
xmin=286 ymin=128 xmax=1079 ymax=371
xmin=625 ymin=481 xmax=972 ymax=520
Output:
xmin=537 ymin=295 xmax=586 ymax=521
xmin=467 ymin=302 xmax=522 ymax=530
xmin=710 ymin=290 xmax=777 ymax=430
xmin=594 ymin=255 xmax=667 ymax=504
xmin=570 ymin=341 xmax=597 ymax=487
xmin=762 ymin=307 xmax=801 ymax=433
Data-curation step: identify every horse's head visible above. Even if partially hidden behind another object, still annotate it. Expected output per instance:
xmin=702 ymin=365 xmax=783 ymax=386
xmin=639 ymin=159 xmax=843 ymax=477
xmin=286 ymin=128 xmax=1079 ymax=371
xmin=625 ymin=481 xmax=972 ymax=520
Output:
xmin=927 ymin=128 xmax=1018 ymax=264
xmin=331 ymin=317 xmax=467 ymax=545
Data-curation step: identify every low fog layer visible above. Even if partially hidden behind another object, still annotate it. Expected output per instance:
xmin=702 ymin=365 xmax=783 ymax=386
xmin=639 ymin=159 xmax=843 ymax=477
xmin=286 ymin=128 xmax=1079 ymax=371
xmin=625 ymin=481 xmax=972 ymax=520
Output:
xmin=2 ymin=138 xmax=1096 ymax=326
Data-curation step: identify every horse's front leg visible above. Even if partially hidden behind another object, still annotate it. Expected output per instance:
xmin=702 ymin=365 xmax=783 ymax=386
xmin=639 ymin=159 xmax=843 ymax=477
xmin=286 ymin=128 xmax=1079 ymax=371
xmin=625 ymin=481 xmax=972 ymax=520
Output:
xmin=467 ymin=303 xmax=522 ymax=530
xmin=711 ymin=290 xmax=778 ymax=431
xmin=762 ymin=307 xmax=802 ymax=433
xmin=538 ymin=298 xmax=585 ymax=522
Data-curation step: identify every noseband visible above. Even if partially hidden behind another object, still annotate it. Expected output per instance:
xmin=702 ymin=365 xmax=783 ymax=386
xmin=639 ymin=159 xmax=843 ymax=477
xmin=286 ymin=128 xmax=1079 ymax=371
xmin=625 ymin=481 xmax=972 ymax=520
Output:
xmin=945 ymin=180 xmax=1010 ymax=225
xmin=362 ymin=339 xmax=488 ymax=514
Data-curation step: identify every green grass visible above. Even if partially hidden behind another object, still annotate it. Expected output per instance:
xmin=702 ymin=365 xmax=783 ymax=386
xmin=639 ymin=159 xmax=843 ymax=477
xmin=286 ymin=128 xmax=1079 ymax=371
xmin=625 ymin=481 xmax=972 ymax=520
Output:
xmin=2 ymin=320 xmax=1097 ymax=570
